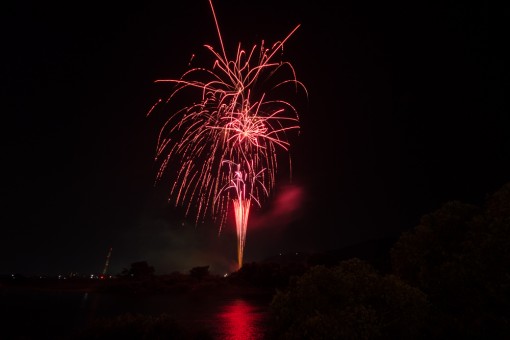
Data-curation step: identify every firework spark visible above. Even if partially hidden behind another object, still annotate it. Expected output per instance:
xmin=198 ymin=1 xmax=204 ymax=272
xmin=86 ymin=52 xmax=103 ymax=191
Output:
xmin=148 ymin=0 xmax=307 ymax=268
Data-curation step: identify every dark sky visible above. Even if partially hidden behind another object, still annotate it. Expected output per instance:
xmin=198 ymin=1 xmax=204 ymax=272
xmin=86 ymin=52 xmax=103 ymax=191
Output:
xmin=2 ymin=0 xmax=508 ymax=276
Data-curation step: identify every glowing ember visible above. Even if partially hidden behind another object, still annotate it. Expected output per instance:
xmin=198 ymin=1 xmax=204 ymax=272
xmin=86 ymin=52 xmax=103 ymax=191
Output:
xmin=148 ymin=0 xmax=306 ymax=268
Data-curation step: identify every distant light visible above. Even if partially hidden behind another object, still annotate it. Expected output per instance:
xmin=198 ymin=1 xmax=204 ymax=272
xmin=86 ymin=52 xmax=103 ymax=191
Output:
xmin=279 ymin=253 xmax=282 ymax=256
xmin=224 ymin=273 xmax=229 ymax=277
xmin=295 ymin=252 xmax=299 ymax=255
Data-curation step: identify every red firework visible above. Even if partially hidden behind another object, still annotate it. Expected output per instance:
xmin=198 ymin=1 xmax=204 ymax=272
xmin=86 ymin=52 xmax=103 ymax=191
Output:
xmin=148 ymin=0 xmax=307 ymax=268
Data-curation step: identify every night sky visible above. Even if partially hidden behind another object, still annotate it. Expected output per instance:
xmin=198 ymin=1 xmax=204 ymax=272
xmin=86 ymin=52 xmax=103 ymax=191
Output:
xmin=2 ymin=0 xmax=509 ymax=276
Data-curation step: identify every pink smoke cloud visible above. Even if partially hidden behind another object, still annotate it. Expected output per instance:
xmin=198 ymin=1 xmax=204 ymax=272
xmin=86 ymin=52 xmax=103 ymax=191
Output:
xmin=250 ymin=184 xmax=305 ymax=229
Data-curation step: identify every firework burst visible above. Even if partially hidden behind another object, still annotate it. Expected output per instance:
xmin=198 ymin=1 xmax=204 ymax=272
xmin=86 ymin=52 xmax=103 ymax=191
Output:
xmin=148 ymin=0 xmax=307 ymax=268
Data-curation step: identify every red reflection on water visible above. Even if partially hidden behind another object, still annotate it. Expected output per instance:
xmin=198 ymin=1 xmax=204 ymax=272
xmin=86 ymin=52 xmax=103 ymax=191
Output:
xmin=218 ymin=299 xmax=264 ymax=340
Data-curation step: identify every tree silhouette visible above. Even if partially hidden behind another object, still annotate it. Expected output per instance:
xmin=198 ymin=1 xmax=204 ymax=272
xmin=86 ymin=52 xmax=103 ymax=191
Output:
xmin=391 ymin=182 xmax=510 ymax=338
xmin=270 ymin=258 xmax=429 ymax=339
xmin=189 ymin=265 xmax=209 ymax=281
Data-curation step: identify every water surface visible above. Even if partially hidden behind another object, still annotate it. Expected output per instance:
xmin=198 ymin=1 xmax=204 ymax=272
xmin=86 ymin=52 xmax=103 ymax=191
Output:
xmin=1 ymin=288 xmax=271 ymax=339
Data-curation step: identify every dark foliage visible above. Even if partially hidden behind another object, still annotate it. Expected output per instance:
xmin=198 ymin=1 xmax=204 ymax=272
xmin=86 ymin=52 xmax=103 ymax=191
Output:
xmin=228 ymin=261 xmax=307 ymax=289
xmin=269 ymin=259 xmax=429 ymax=339
xmin=391 ymin=182 xmax=510 ymax=338
xmin=189 ymin=266 xmax=210 ymax=281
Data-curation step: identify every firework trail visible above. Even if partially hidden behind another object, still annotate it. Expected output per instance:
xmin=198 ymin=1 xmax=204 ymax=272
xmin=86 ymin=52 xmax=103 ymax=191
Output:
xmin=148 ymin=0 xmax=307 ymax=269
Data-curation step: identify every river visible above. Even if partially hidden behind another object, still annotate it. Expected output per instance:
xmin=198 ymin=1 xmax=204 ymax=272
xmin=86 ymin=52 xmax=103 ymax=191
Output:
xmin=1 ymin=288 xmax=272 ymax=339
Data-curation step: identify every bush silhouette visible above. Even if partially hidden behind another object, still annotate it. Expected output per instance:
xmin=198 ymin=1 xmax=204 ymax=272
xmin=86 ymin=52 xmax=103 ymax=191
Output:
xmin=270 ymin=258 xmax=429 ymax=339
